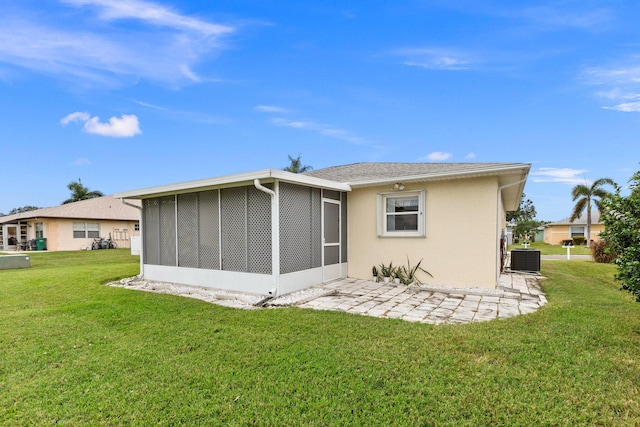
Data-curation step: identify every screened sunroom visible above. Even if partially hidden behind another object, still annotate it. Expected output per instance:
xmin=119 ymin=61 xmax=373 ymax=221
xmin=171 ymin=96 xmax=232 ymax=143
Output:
xmin=115 ymin=170 xmax=349 ymax=296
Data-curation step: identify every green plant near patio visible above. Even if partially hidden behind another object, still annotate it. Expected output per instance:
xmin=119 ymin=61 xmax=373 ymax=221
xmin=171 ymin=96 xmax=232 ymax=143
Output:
xmin=396 ymin=257 xmax=433 ymax=285
xmin=377 ymin=261 xmax=396 ymax=279
xmin=2 ymin=251 xmax=640 ymax=425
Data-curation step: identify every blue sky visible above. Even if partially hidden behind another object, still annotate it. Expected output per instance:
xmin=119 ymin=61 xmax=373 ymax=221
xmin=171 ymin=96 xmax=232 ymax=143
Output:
xmin=1 ymin=0 xmax=639 ymax=220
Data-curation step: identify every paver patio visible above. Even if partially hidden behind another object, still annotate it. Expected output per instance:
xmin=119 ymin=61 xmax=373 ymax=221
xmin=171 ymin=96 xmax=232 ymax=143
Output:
xmin=112 ymin=272 xmax=546 ymax=325
xmin=271 ymin=272 xmax=546 ymax=324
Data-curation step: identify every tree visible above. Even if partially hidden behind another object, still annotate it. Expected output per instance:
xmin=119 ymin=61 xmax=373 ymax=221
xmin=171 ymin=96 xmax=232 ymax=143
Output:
xmin=0 ymin=206 xmax=41 ymax=216
xmin=506 ymin=193 xmax=540 ymax=242
xmin=569 ymin=178 xmax=617 ymax=248
xmin=631 ymin=170 xmax=640 ymax=199
xmin=513 ymin=219 xmax=542 ymax=243
xmin=62 ymin=179 xmax=104 ymax=204
xmin=283 ymin=154 xmax=312 ymax=173
xmin=600 ymin=171 xmax=640 ymax=300
xmin=506 ymin=193 xmax=536 ymax=223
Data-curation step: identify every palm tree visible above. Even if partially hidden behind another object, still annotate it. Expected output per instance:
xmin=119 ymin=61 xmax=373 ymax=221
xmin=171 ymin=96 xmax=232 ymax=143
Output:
xmin=62 ymin=179 xmax=104 ymax=204
xmin=569 ymin=177 xmax=617 ymax=247
xmin=283 ymin=154 xmax=312 ymax=173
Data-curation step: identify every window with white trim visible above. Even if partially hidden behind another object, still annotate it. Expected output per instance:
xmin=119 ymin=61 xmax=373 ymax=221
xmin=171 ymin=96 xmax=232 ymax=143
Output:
xmin=377 ymin=190 xmax=425 ymax=237
xmin=73 ymin=222 xmax=100 ymax=238
xmin=35 ymin=222 xmax=44 ymax=239
xmin=570 ymin=226 xmax=585 ymax=238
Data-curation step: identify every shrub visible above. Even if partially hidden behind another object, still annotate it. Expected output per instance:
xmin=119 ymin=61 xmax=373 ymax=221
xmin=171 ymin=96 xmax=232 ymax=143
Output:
xmin=591 ymin=240 xmax=616 ymax=263
xmin=600 ymin=181 xmax=640 ymax=301
xmin=572 ymin=236 xmax=586 ymax=246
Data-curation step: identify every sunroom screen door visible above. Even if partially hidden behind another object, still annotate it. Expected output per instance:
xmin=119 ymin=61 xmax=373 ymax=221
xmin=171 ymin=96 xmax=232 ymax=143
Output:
xmin=322 ymin=199 xmax=341 ymax=282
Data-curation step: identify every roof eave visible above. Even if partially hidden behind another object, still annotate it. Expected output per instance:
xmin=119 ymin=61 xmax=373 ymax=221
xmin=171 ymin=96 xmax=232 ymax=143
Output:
xmin=347 ymin=164 xmax=531 ymax=188
xmin=114 ymin=168 xmax=351 ymax=199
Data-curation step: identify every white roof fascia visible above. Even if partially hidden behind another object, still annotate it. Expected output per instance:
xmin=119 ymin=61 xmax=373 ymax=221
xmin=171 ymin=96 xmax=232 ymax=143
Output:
xmin=114 ymin=169 xmax=351 ymax=199
xmin=270 ymin=169 xmax=351 ymax=191
xmin=347 ymin=164 xmax=530 ymax=188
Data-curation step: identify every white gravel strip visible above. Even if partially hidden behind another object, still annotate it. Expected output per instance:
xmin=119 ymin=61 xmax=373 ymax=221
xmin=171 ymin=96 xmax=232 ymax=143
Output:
xmin=108 ymin=276 xmax=264 ymax=309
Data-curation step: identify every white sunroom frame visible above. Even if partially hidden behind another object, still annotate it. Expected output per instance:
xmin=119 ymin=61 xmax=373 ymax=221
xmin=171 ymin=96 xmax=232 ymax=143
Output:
xmin=115 ymin=169 xmax=351 ymax=297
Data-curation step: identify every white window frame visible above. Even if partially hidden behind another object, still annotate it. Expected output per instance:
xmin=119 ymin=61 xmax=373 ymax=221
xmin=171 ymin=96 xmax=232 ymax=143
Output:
xmin=377 ymin=190 xmax=426 ymax=237
xmin=570 ymin=226 xmax=585 ymax=238
xmin=73 ymin=222 xmax=100 ymax=239
xmin=35 ymin=222 xmax=44 ymax=239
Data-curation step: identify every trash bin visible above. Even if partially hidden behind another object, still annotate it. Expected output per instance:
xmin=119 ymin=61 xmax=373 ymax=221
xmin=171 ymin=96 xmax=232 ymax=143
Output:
xmin=35 ymin=238 xmax=47 ymax=251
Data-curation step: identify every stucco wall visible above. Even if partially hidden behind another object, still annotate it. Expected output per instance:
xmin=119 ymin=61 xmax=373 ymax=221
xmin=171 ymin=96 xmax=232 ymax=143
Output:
xmin=347 ymin=176 xmax=500 ymax=289
xmin=24 ymin=219 xmax=139 ymax=251
xmin=544 ymin=224 xmax=605 ymax=245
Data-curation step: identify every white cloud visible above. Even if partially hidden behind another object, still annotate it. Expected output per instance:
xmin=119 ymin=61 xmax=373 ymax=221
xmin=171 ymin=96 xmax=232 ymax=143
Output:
xmin=465 ymin=152 xmax=477 ymax=159
xmin=62 ymin=0 xmax=232 ymax=37
xmin=84 ymin=114 xmax=141 ymax=137
xmin=421 ymin=151 xmax=452 ymax=161
xmin=131 ymin=99 xmax=166 ymax=110
xmin=61 ymin=111 xmax=142 ymax=137
xmin=74 ymin=158 xmax=92 ymax=165
xmin=521 ymin=6 xmax=612 ymax=30
xmin=269 ymin=117 xmax=364 ymax=144
xmin=393 ymin=48 xmax=473 ymax=71
xmin=584 ymin=65 xmax=640 ymax=87
xmin=179 ymin=65 xmax=201 ymax=83
xmin=530 ymin=168 xmax=588 ymax=185
xmin=0 ymin=1 xmax=235 ymax=87
xmin=61 ymin=111 xmax=91 ymax=125
xmin=602 ymin=101 xmax=640 ymax=112
xmin=583 ymin=63 xmax=640 ymax=113
xmin=254 ymin=105 xmax=288 ymax=113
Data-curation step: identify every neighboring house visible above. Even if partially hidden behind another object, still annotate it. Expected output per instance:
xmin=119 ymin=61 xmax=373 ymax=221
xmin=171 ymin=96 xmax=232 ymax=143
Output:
xmin=543 ymin=211 xmax=604 ymax=245
xmin=0 ymin=196 xmax=141 ymax=251
xmin=534 ymin=226 xmax=544 ymax=243
xmin=114 ymin=162 xmax=530 ymax=296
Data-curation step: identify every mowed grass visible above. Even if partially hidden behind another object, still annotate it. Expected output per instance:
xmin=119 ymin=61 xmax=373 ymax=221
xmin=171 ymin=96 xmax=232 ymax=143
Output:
xmin=1 ymin=251 xmax=640 ymax=425
xmin=509 ymin=241 xmax=592 ymax=255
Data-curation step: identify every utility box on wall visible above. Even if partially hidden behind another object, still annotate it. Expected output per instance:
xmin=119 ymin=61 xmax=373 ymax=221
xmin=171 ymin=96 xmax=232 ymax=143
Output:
xmin=510 ymin=249 xmax=540 ymax=272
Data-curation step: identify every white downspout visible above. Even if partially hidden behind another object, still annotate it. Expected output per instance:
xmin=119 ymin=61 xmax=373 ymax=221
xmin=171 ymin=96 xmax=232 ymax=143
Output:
xmin=254 ymin=179 xmax=280 ymax=297
xmin=119 ymin=198 xmax=144 ymax=279
xmin=496 ymin=178 xmax=527 ymax=286
xmin=120 ymin=199 xmax=142 ymax=211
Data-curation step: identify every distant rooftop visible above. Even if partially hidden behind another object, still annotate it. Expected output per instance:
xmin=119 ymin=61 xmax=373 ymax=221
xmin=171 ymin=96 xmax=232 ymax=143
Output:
xmin=0 ymin=196 xmax=140 ymax=224
xmin=545 ymin=211 xmax=602 ymax=226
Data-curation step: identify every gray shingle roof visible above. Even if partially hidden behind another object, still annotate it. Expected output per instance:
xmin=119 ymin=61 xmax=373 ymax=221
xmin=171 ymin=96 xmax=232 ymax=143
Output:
xmin=0 ymin=196 xmax=140 ymax=224
xmin=545 ymin=211 xmax=602 ymax=226
xmin=304 ymin=162 xmax=530 ymax=185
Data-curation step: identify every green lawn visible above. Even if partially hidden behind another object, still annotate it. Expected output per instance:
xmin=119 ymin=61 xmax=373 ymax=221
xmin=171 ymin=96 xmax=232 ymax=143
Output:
xmin=508 ymin=241 xmax=592 ymax=255
xmin=2 ymin=250 xmax=639 ymax=425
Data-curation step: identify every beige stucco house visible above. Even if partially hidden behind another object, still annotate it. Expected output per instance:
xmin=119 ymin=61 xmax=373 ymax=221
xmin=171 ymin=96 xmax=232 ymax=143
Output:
xmin=543 ymin=211 xmax=604 ymax=245
xmin=0 ymin=196 xmax=140 ymax=252
xmin=114 ymin=162 xmax=530 ymax=296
